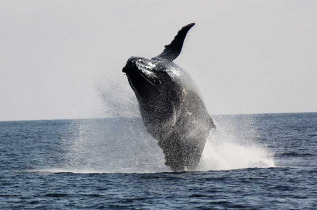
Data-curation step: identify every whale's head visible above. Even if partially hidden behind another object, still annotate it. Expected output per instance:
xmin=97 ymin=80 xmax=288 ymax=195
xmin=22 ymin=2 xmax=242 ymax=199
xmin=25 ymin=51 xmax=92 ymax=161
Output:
xmin=122 ymin=56 xmax=179 ymax=101
xmin=122 ymin=23 xmax=195 ymax=102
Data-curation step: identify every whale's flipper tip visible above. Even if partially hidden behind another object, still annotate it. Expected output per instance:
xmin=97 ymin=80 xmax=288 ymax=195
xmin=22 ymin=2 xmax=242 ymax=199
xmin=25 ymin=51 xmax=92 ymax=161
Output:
xmin=154 ymin=23 xmax=196 ymax=61
xmin=187 ymin=23 xmax=196 ymax=28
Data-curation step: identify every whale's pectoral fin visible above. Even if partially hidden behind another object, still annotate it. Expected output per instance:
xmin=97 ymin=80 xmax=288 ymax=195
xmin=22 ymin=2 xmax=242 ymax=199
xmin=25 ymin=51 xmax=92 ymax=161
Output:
xmin=154 ymin=23 xmax=195 ymax=61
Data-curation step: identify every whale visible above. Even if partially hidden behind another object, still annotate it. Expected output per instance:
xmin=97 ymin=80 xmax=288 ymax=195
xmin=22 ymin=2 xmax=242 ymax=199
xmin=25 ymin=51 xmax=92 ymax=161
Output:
xmin=122 ymin=23 xmax=216 ymax=171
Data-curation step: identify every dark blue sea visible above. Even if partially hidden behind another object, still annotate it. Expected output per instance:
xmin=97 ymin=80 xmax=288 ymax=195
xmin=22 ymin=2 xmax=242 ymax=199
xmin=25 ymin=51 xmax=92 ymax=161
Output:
xmin=1 ymin=113 xmax=316 ymax=209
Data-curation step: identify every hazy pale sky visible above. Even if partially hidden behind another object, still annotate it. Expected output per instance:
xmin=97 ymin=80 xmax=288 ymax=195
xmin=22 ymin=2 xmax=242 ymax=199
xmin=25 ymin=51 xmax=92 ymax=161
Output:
xmin=0 ymin=0 xmax=316 ymax=121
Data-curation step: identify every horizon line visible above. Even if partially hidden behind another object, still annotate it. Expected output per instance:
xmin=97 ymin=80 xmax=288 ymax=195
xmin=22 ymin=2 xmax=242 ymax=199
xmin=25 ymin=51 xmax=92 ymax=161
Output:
xmin=0 ymin=111 xmax=316 ymax=123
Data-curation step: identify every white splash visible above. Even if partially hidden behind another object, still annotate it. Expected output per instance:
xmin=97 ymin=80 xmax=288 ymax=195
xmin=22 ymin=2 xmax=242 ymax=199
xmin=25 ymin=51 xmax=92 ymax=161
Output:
xmin=197 ymin=127 xmax=275 ymax=171
xmin=58 ymin=117 xmax=275 ymax=174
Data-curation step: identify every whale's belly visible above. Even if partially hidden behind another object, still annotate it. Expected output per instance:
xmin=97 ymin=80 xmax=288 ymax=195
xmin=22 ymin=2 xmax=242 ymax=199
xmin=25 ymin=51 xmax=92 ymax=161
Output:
xmin=140 ymin=87 xmax=213 ymax=171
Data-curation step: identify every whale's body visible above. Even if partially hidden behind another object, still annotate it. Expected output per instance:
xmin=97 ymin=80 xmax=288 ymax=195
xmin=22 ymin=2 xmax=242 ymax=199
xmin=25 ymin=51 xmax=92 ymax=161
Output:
xmin=123 ymin=23 xmax=215 ymax=171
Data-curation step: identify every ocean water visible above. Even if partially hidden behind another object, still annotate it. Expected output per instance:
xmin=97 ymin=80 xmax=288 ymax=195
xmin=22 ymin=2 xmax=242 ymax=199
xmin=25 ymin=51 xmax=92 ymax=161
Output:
xmin=0 ymin=113 xmax=316 ymax=209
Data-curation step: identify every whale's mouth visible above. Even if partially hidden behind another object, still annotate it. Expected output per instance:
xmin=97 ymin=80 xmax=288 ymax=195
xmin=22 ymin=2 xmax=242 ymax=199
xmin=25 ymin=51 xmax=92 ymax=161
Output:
xmin=138 ymin=71 xmax=159 ymax=87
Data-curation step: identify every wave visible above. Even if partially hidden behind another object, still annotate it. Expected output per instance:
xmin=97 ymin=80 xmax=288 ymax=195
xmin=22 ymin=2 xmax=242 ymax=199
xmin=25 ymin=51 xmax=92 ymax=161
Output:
xmin=278 ymin=152 xmax=314 ymax=158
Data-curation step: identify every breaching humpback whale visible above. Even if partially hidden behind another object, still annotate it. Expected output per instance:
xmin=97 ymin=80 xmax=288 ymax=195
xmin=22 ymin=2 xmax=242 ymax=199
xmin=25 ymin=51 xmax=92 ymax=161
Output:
xmin=122 ymin=23 xmax=216 ymax=171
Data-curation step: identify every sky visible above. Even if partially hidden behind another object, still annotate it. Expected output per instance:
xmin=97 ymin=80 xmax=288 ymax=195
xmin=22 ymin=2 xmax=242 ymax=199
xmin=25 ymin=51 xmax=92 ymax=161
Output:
xmin=0 ymin=0 xmax=316 ymax=121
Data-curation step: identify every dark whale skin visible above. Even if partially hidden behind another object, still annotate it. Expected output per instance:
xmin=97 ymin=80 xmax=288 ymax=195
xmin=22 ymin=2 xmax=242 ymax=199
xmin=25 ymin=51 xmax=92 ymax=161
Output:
xmin=122 ymin=23 xmax=215 ymax=171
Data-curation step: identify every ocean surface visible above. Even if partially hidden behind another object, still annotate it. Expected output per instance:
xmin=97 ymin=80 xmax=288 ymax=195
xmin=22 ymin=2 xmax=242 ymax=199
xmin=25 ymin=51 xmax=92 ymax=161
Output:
xmin=0 ymin=113 xmax=316 ymax=209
